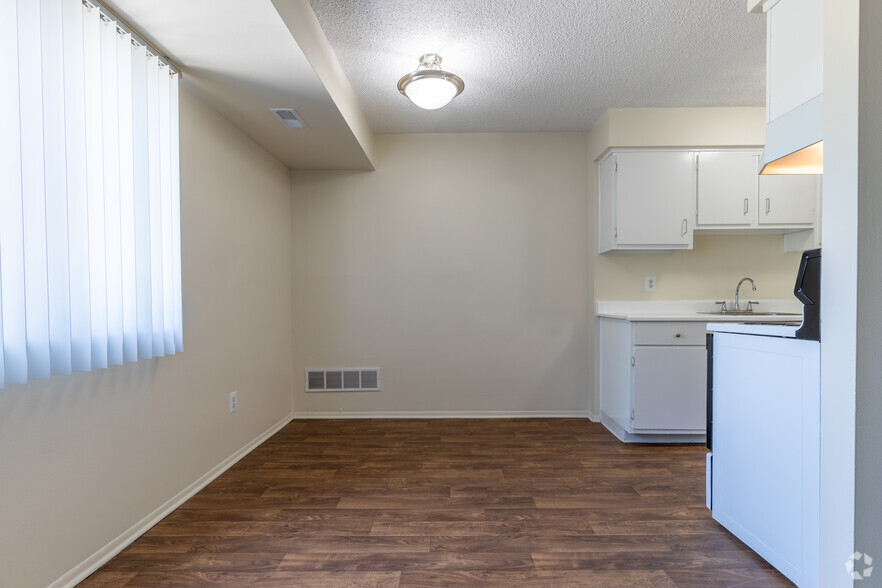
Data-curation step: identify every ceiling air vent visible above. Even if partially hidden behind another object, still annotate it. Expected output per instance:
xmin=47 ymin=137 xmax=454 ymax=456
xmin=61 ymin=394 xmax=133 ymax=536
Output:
xmin=305 ymin=368 xmax=381 ymax=392
xmin=270 ymin=107 xmax=308 ymax=129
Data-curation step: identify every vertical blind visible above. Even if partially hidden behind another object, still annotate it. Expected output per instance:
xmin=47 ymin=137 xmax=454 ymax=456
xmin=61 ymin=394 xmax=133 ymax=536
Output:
xmin=0 ymin=0 xmax=182 ymax=390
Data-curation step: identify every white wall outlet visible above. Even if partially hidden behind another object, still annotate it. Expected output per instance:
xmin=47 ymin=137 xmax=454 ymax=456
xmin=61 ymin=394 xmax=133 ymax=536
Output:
xmin=229 ymin=390 xmax=238 ymax=413
xmin=645 ymin=276 xmax=657 ymax=292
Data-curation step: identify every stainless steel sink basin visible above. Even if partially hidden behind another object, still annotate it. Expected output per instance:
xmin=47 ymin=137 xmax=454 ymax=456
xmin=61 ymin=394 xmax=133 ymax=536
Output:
xmin=696 ymin=311 xmax=801 ymax=316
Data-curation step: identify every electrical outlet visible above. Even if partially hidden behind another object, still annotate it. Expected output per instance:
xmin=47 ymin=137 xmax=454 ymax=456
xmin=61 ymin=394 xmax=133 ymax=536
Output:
xmin=645 ymin=276 xmax=657 ymax=292
xmin=229 ymin=390 xmax=238 ymax=413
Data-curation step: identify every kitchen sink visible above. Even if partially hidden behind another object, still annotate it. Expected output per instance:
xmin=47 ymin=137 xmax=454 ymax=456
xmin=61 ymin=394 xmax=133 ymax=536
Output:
xmin=696 ymin=311 xmax=801 ymax=316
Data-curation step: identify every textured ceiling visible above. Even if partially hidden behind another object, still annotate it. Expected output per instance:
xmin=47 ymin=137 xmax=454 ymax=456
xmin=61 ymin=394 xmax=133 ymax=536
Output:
xmin=309 ymin=0 xmax=766 ymax=133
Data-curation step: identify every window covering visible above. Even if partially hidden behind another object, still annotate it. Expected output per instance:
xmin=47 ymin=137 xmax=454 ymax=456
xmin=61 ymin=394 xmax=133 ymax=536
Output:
xmin=0 ymin=0 xmax=182 ymax=390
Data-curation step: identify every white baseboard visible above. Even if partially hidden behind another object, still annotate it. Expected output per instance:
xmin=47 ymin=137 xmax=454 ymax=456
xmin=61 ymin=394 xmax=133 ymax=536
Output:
xmin=600 ymin=411 xmax=705 ymax=444
xmin=292 ymin=410 xmax=597 ymax=419
xmin=49 ymin=412 xmax=295 ymax=588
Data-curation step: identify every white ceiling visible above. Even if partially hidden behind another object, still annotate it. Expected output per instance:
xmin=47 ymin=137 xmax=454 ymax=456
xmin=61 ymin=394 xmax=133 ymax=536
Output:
xmin=105 ymin=0 xmax=374 ymax=169
xmin=105 ymin=0 xmax=767 ymax=168
xmin=308 ymin=0 xmax=767 ymax=133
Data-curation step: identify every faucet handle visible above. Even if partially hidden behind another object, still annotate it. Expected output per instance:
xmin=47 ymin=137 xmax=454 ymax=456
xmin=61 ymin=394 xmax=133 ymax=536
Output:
xmin=714 ymin=301 xmax=728 ymax=313
xmin=746 ymin=301 xmax=760 ymax=311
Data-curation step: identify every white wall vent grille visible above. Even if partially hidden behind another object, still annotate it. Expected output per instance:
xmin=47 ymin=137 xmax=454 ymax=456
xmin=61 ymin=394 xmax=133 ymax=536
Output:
xmin=270 ymin=107 xmax=308 ymax=129
xmin=305 ymin=368 xmax=381 ymax=392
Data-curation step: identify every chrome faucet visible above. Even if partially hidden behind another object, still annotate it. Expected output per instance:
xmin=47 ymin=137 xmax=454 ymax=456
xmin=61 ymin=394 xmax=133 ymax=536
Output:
xmin=734 ymin=277 xmax=757 ymax=312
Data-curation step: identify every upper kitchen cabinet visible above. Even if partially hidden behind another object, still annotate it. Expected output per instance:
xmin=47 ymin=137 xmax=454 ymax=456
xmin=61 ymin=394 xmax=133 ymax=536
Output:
xmin=758 ymin=175 xmax=818 ymax=226
xmin=598 ymin=150 xmax=695 ymax=253
xmin=695 ymin=150 xmax=819 ymax=230
xmin=765 ymin=0 xmax=823 ymax=123
xmin=750 ymin=0 xmax=824 ymax=174
xmin=695 ymin=151 xmax=761 ymax=227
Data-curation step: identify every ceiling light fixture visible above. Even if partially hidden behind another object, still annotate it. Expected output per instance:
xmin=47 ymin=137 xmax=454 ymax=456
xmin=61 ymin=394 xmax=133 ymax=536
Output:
xmin=397 ymin=53 xmax=464 ymax=110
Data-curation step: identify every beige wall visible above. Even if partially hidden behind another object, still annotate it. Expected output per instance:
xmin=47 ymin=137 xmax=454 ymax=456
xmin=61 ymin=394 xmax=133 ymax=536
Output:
xmin=596 ymin=235 xmax=803 ymax=300
xmin=291 ymin=133 xmax=594 ymax=416
xmin=599 ymin=107 xmax=767 ymax=149
xmin=0 ymin=86 xmax=294 ymax=588
xmin=290 ymin=120 xmax=807 ymax=419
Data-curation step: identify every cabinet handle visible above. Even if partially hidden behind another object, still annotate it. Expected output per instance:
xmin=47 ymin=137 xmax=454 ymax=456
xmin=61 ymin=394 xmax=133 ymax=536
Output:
xmin=681 ymin=218 xmax=688 ymax=236
xmin=744 ymin=198 xmax=749 ymax=215
xmin=675 ymin=333 xmax=682 ymax=338
xmin=766 ymin=197 xmax=771 ymax=215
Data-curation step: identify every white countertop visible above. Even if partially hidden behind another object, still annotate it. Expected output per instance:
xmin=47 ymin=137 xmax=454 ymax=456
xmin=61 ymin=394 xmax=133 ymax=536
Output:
xmin=596 ymin=299 xmax=803 ymax=323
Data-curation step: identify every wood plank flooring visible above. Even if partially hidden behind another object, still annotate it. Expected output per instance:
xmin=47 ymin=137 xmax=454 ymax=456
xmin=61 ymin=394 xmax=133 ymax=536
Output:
xmin=81 ymin=419 xmax=791 ymax=587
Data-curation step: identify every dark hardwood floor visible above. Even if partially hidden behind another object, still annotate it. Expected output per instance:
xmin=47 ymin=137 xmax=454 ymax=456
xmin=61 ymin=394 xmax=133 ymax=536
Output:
xmin=81 ymin=419 xmax=791 ymax=587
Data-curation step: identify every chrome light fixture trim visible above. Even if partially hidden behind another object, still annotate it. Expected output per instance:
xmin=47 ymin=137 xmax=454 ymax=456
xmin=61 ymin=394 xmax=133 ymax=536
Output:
xmin=397 ymin=53 xmax=464 ymax=110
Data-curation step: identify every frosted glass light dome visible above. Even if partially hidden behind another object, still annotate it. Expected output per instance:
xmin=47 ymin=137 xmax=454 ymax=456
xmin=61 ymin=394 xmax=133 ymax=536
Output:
xmin=397 ymin=54 xmax=464 ymax=110
xmin=402 ymin=77 xmax=459 ymax=110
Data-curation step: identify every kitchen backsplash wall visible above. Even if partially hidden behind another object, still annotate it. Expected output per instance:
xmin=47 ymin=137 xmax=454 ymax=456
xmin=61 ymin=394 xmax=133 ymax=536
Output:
xmin=595 ymin=234 xmax=804 ymax=300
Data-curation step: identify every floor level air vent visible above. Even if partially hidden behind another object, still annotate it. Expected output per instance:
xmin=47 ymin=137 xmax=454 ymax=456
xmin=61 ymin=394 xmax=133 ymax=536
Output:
xmin=306 ymin=368 xmax=381 ymax=392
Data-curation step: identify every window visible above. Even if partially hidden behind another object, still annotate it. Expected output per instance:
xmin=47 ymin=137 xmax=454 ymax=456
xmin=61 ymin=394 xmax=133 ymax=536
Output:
xmin=0 ymin=0 xmax=182 ymax=389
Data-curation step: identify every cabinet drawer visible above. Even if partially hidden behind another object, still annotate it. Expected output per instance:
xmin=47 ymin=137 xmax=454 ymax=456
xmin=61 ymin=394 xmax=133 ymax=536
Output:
xmin=633 ymin=322 xmax=707 ymax=346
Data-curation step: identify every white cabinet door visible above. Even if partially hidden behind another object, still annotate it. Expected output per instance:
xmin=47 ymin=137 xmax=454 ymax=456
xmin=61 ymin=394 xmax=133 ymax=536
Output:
xmin=696 ymin=151 xmax=760 ymax=227
xmin=597 ymin=154 xmax=617 ymax=253
xmin=767 ymin=0 xmax=824 ymax=122
xmin=757 ymin=174 xmax=817 ymax=226
xmin=615 ymin=151 xmax=694 ymax=249
xmin=631 ymin=346 xmax=707 ymax=431
xmin=598 ymin=318 xmax=633 ymax=433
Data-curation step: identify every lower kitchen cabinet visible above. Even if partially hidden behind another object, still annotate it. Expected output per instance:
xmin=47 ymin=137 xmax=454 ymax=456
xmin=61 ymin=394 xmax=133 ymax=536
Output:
xmin=632 ymin=346 xmax=707 ymax=430
xmin=599 ymin=318 xmax=707 ymax=442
